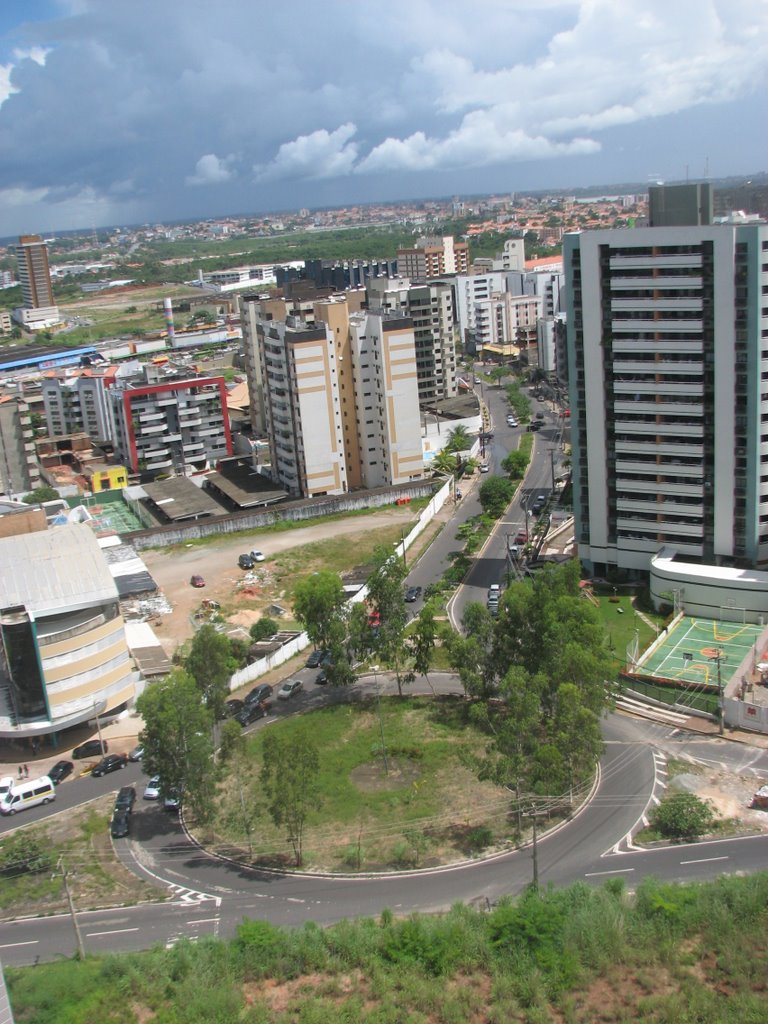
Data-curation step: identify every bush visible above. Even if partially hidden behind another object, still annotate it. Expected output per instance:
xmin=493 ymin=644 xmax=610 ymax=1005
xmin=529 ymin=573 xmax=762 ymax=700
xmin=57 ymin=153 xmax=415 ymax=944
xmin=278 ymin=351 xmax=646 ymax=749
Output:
xmin=649 ymin=793 xmax=716 ymax=841
xmin=466 ymin=825 xmax=494 ymax=853
xmin=0 ymin=832 xmax=53 ymax=875
xmin=249 ymin=617 xmax=280 ymax=642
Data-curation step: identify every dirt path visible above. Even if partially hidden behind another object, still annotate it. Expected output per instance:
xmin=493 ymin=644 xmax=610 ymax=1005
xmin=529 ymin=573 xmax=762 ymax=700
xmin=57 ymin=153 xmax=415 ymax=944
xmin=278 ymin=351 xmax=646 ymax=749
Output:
xmin=141 ymin=507 xmax=418 ymax=653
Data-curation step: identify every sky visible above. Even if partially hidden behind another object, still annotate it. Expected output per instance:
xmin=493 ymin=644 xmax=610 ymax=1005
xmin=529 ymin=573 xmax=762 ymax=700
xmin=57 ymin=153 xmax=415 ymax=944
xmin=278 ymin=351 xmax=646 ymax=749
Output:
xmin=0 ymin=0 xmax=766 ymax=235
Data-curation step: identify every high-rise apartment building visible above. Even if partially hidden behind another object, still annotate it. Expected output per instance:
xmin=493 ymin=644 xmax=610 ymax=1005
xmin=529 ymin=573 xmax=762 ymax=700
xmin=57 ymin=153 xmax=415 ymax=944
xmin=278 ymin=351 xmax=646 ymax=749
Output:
xmin=366 ymin=277 xmax=457 ymax=405
xmin=565 ymin=201 xmax=768 ymax=595
xmin=397 ymin=235 xmax=469 ymax=279
xmin=13 ymin=234 xmax=60 ymax=332
xmin=0 ymin=393 xmax=41 ymax=498
xmin=109 ymin=373 xmax=232 ymax=476
xmin=41 ymin=367 xmax=117 ymax=443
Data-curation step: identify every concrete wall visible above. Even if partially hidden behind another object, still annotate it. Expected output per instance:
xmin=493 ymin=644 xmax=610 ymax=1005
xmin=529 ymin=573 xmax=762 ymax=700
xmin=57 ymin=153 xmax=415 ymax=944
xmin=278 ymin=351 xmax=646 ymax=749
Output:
xmin=124 ymin=480 xmax=438 ymax=551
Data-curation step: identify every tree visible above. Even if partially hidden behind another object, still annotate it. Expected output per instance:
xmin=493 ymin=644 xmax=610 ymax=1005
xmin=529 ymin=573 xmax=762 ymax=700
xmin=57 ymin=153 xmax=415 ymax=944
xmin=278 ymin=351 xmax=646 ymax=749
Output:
xmin=293 ymin=571 xmax=346 ymax=651
xmin=501 ymin=449 xmax=529 ymax=480
xmin=367 ymin=546 xmax=409 ymax=695
xmin=185 ymin=624 xmax=233 ymax=721
xmin=249 ymin=617 xmax=280 ymax=643
xmin=260 ymin=728 xmax=321 ymax=866
xmin=448 ymin=602 xmax=498 ymax=699
xmin=136 ymin=668 xmax=215 ymax=823
xmin=478 ymin=476 xmax=515 ymax=518
xmin=649 ymin=793 xmax=716 ymax=841
xmin=22 ymin=485 xmax=60 ymax=505
xmin=430 ymin=449 xmax=462 ymax=477
xmin=0 ymin=832 xmax=53 ymax=875
xmin=488 ymin=366 xmax=512 ymax=387
xmin=411 ymin=604 xmax=438 ymax=690
xmin=445 ymin=424 xmax=472 ymax=453
xmin=550 ymin=683 xmax=603 ymax=797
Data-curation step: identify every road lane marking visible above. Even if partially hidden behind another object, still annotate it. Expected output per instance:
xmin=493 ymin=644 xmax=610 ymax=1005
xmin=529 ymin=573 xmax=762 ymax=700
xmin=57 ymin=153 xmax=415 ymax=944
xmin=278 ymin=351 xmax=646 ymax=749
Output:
xmin=85 ymin=927 xmax=140 ymax=937
xmin=186 ymin=918 xmax=220 ymax=925
xmin=680 ymin=856 xmax=729 ymax=866
xmin=0 ymin=940 xmax=38 ymax=948
xmin=585 ymin=868 xmax=636 ymax=877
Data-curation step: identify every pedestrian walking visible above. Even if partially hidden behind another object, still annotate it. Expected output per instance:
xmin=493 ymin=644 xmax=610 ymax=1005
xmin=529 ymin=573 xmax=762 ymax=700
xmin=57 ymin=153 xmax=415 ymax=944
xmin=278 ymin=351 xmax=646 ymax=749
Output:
xmin=23 ymin=764 xmax=29 ymax=778
xmin=17 ymin=766 xmax=22 ymax=780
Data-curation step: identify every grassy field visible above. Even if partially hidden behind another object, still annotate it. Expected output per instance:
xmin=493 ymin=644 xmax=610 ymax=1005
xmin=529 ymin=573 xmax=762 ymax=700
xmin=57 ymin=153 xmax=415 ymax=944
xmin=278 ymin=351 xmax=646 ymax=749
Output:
xmin=592 ymin=591 xmax=661 ymax=671
xmin=7 ymin=871 xmax=768 ymax=1023
xmin=206 ymin=697 xmax=520 ymax=871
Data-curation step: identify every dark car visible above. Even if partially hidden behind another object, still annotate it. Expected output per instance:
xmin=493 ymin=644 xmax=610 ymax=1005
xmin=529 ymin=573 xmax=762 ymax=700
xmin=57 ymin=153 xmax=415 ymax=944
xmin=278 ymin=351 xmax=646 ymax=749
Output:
xmin=190 ymin=574 xmax=205 ymax=588
xmin=238 ymin=553 xmax=255 ymax=570
xmin=305 ymin=648 xmax=327 ymax=668
xmin=90 ymin=753 xmax=127 ymax=778
xmin=114 ymin=786 xmax=136 ymax=814
xmin=529 ymin=421 xmax=542 ymax=432
xmin=234 ymin=702 xmax=268 ymax=727
xmin=72 ymin=739 xmax=108 ymax=760
xmin=535 ymin=411 xmax=545 ymax=420
xmin=404 ymin=585 xmax=422 ymax=603
xmin=224 ymin=698 xmax=245 ymax=718
xmin=48 ymin=760 xmax=74 ymax=785
xmin=244 ymin=683 xmax=272 ymax=707
xmin=532 ymin=497 xmax=546 ymax=514
xmin=110 ymin=810 xmax=130 ymax=838
xmin=315 ymin=666 xmax=331 ymax=685
xmin=128 ymin=744 xmax=143 ymax=762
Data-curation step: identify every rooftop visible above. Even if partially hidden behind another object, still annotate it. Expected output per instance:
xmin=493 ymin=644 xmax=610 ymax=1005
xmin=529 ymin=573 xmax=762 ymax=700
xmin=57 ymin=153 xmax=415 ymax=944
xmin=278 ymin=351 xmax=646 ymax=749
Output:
xmin=0 ymin=523 xmax=118 ymax=615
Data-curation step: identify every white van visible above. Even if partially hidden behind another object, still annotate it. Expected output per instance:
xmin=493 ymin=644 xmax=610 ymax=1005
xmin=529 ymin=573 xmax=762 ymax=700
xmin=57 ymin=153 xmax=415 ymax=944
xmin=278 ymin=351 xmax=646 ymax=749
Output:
xmin=0 ymin=776 xmax=55 ymax=815
xmin=0 ymin=776 xmax=14 ymax=801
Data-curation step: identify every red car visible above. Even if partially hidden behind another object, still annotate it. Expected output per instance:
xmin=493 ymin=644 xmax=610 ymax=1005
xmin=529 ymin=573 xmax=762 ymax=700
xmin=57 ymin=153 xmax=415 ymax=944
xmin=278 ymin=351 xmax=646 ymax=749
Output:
xmin=190 ymin=574 xmax=205 ymax=588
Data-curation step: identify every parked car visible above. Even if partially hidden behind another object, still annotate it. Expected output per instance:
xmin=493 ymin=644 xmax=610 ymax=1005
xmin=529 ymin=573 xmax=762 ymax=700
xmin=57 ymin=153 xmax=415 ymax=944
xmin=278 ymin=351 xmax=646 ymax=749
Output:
xmin=143 ymin=776 xmax=161 ymax=800
xmin=529 ymin=421 xmax=541 ymax=432
xmin=277 ymin=678 xmax=303 ymax=700
xmin=404 ymin=585 xmax=422 ymax=603
xmin=249 ymin=550 xmax=265 ymax=562
xmin=224 ymin=698 xmax=245 ymax=718
xmin=305 ymin=648 xmax=327 ymax=668
xmin=114 ymin=786 xmax=136 ymax=814
xmin=479 ymin=463 xmax=490 ymax=473
xmin=234 ymin=702 xmax=268 ymax=727
xmin=507 ymin=416 xmax=518 ymax=427
xmin=532 ymin=497 xmax=546 ymax=514
xmin=515 ymin=529 xmax=529 ymax=544
xmin=536 ymin=411 xmax=545 ymax=420
xmin=48 ymin=760 xmax=74 ymax=785
xmin=163 ymin=790 xmax=181 ymax=812
xmin=72 ymin=739 xmax=108 ymax=760
xmin=190 ymin=574 xmax=205 ymax=588
xmin=244 ymin=683 xmax=273 ymax=707
xmin=508 ymin=544 xmax=520 ymax=558
xmin=238 ymin=553 xmax=255 ymax=570
xmin=110 ymin=810 xmax=130 ymax=838
xmin=91 ymin=754 xmax=127 ymax=778
xmin=128 ymin=745 xmax=143 ymax=762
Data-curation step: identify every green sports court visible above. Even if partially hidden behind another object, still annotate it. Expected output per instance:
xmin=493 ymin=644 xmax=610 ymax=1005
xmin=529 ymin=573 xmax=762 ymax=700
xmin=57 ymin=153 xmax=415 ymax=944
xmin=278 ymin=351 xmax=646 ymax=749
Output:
xmin=633 ymin=615 xmax=764 ymax=689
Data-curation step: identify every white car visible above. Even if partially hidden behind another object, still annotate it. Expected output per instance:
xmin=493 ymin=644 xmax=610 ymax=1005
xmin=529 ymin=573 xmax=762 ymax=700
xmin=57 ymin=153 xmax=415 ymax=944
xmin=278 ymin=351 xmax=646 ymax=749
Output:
xmin=507 ymin=416 xmax=518 ymax=427
xmin=249 ymin=550 xmax=266 ymax=562
xmin=277 ymin=678 xmax=303 ymax=700
xmin=143 ymin=776 xmax=161 ymax=800
xmin=479 ymin=463 xmax=490 ymax=473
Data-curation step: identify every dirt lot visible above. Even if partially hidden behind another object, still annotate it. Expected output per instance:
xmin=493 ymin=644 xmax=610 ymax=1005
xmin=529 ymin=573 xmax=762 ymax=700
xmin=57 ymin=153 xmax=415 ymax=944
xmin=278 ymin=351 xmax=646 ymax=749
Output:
xmin=141 ymin=506 xmax=419 ymax=654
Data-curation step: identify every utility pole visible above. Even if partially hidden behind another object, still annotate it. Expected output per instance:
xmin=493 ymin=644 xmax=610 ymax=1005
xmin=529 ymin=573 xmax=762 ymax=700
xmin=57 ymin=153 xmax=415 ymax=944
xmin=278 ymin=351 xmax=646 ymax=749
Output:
xmin=710 ymin=648 xmax=726 ymax=736
xmin=59 ymin=857 xmax=85 ymax=959
xmin=528 ymin=804 xmax=548 ymax=889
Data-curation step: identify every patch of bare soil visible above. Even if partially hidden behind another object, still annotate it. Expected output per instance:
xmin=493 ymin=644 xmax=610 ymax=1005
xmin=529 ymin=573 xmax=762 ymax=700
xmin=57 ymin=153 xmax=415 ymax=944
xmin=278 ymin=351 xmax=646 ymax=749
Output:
xmin=675 ymin=766 xmax=768 ymax=834
xmin=349 ymin=758 xmax=422 ymax=792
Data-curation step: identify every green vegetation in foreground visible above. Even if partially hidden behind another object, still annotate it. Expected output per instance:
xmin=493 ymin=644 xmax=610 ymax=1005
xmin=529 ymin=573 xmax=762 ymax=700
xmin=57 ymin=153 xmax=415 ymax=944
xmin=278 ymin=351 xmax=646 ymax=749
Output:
xmin=209 ymin=697 xmax=515 ymax=871
xmin=8 ymin=872 xmax=768 ymax=1023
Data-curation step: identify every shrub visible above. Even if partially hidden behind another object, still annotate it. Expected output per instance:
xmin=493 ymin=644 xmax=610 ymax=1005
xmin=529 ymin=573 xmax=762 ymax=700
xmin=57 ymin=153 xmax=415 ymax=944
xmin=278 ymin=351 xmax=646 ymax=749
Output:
xmin=649 ymin=793 xmax=716 ymax=841
xmin=0 ymin=832 xmax=53 ymax=875
xmin=466 ymin=825 xmax=494 ymax=853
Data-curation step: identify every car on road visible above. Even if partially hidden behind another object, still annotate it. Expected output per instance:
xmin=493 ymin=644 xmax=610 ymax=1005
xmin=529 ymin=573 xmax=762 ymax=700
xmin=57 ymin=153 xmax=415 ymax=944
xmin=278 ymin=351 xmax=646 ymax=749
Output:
xmin=110 ymin=810 xmax=130 ymax=838
xmin=506 ymin=416 xmax=518 ymax=427
xmin=224 ymin=698 xmax=245 ymax=718
xmin=128 ymin=745 xmax=143 ymax=762
xmin=532 ymin=497 xmax=546 ymax=514
xmin=244 ymin=683 xmax=272 ymax=707
xmin=404 ymin=585 xmax=422 ymax=603
xmin=305 ymin=648 xmax=327 ymax=668
xmin=536 ymin=411 xmax=545 ymax=420
xmin=479 ymin=463 xmax=490 ymax=473
xmin=90 ymin=754 xmax=127 ymax=778
xmin=163 ymin=790 xmax=181 ymax=812
xmin=48 ymin=760 xmax=74 ymax=785
xmin=277 ymin=678 xmax=303 ymax=701
xmin=114 ymin=786 xmax=136 ymax=814
xmin=234 ymin=702 xmax=268 ymax=727
xmin=190 ymin=574 xmax=205 ymax=588
xmin=238 ymin=553 xmax=255 ymax=570
xmin=143 ymin=776 xmax=161 ymax=800
xmin=515 ymin=529 xmax=528 ymax=544
xmin=474 ymin=376 xmax=481 ymax=384
xmin=72 ymin=739 xmax=108 ymax=760
xmin=529 ymin=421 xmax=542 ymax=432
xmin=249 ymin=550 xmax=265 ymax=562
xmin=508 ymin=544 xmax=520 ymax=559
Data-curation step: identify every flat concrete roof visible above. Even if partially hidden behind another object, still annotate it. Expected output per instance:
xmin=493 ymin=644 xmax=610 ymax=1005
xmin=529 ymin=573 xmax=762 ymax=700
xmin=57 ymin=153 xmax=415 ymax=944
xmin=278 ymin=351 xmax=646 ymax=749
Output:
xmin=142 ymin=477 xmax=225 ymax=522
xmin=0 ymin=523 xmax=117 ymax=615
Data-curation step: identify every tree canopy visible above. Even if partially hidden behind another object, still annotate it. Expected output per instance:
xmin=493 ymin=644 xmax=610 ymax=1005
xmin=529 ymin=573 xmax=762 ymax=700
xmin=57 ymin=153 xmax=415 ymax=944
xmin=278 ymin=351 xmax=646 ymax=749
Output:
xmin=478 ymin=476 xmax=516 ymax=517
xmin=292 ymin=571 xmax=346 ymax=651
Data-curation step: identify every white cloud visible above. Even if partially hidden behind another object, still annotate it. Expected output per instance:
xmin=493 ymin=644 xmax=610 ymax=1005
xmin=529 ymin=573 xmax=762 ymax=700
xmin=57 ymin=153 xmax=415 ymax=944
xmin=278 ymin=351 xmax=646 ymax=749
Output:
xmin=186 ymin=153 xmax=236 ymax=186
xmin=13 ymin=46 xmax=50 ymax=66
xmin=254 ymin=123 xmax=358 ymax=182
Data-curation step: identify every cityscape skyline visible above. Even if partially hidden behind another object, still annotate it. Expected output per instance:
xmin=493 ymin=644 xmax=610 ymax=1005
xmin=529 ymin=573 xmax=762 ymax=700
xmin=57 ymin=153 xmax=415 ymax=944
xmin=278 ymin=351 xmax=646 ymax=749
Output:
xmin=0 ymin=1 xmax=766 ymax=235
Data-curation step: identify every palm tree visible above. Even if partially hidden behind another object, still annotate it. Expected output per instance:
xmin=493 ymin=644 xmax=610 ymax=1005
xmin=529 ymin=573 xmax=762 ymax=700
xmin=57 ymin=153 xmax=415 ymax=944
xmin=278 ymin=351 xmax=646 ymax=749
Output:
xmin=445 ymin=424 xmax=471 ymax=453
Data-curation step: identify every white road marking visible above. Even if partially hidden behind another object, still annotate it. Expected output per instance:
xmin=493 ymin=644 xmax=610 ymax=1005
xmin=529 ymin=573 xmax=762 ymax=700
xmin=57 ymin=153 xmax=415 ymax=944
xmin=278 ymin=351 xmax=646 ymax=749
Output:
xmin=85 ymin=927 xmax=140 ymax=937
xmin=585 ymin=868 xmax=635 ymax=877
xmin=186 ymin=918 xmax=220 ymax=925
xmin=680 ymin=855 xmax=729 ymax=866
xmin=0 ymin=940 xmax=38 ymax=948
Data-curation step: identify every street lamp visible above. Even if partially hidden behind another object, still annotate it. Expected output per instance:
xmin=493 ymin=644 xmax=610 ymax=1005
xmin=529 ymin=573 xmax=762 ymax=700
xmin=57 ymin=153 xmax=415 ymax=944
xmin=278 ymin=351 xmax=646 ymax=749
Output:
xmin=372 ymin=665 xmax=389 ymax=775
xmin=709 ymin=648 xmax=726 ymax=736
